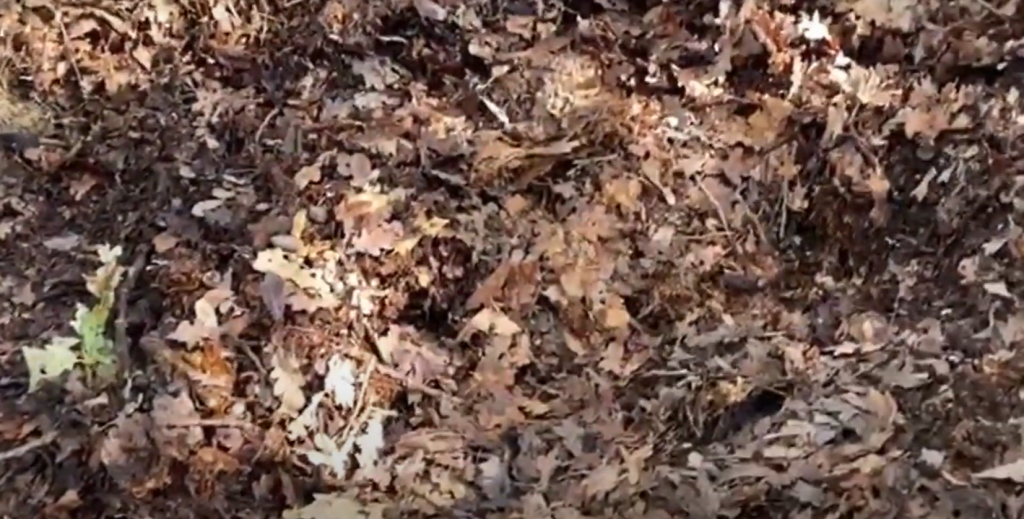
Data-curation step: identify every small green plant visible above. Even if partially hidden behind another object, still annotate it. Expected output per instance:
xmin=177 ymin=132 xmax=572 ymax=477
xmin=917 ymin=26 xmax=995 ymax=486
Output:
xmin=22 ymin=244 xmax=125 ymax=391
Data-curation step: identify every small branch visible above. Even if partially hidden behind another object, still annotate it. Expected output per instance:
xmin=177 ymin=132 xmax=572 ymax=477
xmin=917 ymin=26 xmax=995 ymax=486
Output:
xmin=0 ymin=431 xmax=57 ymax=463
xmin=696 ymin=177 xmax=733 ymax=237
xmin=163 ymin=418 xmax=257 ymax=430
xmin=114 ymin=245 xmax=151 ymax=374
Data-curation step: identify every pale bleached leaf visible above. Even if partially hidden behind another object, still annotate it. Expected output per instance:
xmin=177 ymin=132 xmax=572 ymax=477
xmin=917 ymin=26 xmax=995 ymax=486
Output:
xmin=22 ymin=337 xmax=80 ymax=392
xmin=984 ymin=281 xmax=1014 ymax=300
xmin=283 ymin=493 xmax=376 ymax=519
xmin=325 ymin=355 xmax=358 ymax=409
xmin=271 ymin=353 xmax=306 ymax=416
xmin=354 ymin=411 xmax=386 ymax=469
xmin=975 ymin=458 xmax=1024 ymax=482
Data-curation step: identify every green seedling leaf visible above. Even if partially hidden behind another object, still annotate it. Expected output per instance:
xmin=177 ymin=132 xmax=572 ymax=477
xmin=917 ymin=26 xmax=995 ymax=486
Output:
xmin=72 ymin=303 xmax=115 ymax=367
xmin=73 ymin=243 xmax=124 ymax=371
xmin=22 ymin=337 xmax=80 ymax=391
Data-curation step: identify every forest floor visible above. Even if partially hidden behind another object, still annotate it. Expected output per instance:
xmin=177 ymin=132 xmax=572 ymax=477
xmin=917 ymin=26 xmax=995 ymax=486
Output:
xmin=3 ymin=0 xmax=1024 ymax=518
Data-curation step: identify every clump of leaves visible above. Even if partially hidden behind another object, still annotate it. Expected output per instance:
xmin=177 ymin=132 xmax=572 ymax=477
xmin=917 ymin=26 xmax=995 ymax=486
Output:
xmin=22 ymin=244 xmax=125 ymax=391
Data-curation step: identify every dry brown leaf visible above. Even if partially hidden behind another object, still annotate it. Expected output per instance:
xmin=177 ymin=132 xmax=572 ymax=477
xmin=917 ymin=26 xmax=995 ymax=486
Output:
xmin=294 ymin=164 xmax=322 ymax=190
xmin=152 ymin=231 xmax=180 ymax=253
xmin=335 ymin=192 xmax=391 ymax=227
xmin=602 ymin=295 xmax=631 ymax=330
xmin=466 ymin=259 xmax=513 ymax=310
xmin=336 ymin=153 xmax=375 ymax=186
xmin=69 ymin=175 xmax=99 ymax=200
xmin=744 ymin=96 xmax=794 ymax=148
xmin=413 ymin=0 xmax=448 ymax=20
xmin=351 ymin=221 xmax=404 ymax=257
xmin=150 ymin=392 xmax=203 ymax=460
xmin=582 ymin=463 xmax=621 ymax=498
xmin=841 ymin=0 xmax=919 ymax=31
xmin=465 ymin=307 xmax=522 ymax=338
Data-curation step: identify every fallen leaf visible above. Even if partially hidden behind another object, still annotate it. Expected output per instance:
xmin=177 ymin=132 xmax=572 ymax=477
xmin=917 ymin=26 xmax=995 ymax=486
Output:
xmin=325 ymin=355 xmax=358 ymax=409
xmin=152 ymin=231 xmax=180 ymax=253
xmin=283 ymin=494 xmax=376 ymax=519
xmin=69 ymin=175 xmax=98 ymax=200
xmin=43 ymin=234 xmax=82 ymax=251
xmin=351 ymin=221 xmax=404 ymax=256
xmin=191 ymin=199 xmax=224 ymax=217
xmin=260 ymin=273 xmax=287 ymax=321
xmin=413 ymin=0 xmax=447 ymax=20
xmin=984 ymin=281 xmax=1014 ymax=300
xmin=467 ymin=307 xmax=522 ymax=337
xmin=336 ymin=153 xmax=374 ymax=186
xmin=294 ymin=164 xmax=322 ymax=190
xmin=975 ymin=458 xmax=1024 ymax=482
xmin=302 ymin=432 xmax=355 ymax=478
xmin=354 ymin=411 xmax=386 ymax=469
xmin=22 ymin=338 xmax=80 ymax=391
xmin=582 ymin=463 xmax=620 ymax=498
xmin=271 ymin=353 xmax=307 ymax=417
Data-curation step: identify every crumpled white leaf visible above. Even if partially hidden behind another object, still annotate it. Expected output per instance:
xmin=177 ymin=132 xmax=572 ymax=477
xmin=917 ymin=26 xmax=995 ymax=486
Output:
xmin=983 ymin=281 xmax=1014 ymax=300
xmin=325 ymin=355 xmax=357 ymax=409
xmin=974 ymin=458 xmax=1024 ymax=482
xmin=270 ymin=353 xmax=306 ymax=417
xmin=22 ymin=337 xmax=80 ymax=391
xmin=354 ymin=411 xmax=387 ymax=469
xmin=287 ymin=391 xmax=325 ymax=441
xmin=191 ymin=199 xmax=224 ymax=217
xmin=301 ymin=432 xmax=355 ymax=478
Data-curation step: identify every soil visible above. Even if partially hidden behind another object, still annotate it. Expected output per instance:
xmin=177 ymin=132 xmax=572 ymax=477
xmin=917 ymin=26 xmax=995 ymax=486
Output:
xmin=3 ymin=0 xmax=1024 ymax=518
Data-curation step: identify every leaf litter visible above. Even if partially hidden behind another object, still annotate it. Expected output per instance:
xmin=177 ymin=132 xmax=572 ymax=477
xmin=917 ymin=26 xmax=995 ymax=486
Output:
xmin=2 ymin=0 xmax=1024 ymax=518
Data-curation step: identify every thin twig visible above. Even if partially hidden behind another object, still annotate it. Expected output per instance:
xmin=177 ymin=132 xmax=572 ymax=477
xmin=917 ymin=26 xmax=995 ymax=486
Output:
xmin=114 ymin=245 xmax=151 ymax=373
xmin=338 ymin=358 xmax=377 ymax=443
xmin=374 ymin=364 xmax=455 ymax=401
xmin=697 ymin=177 xmax=733 ymax=236
xmin=0 ymin=431 xmax=57 ymax=463
xmin=164 ymin=418 xmax=257 ymax=429
xmin=252 ymin=108 xmax=279 ymax=151
xmin=636 ymin=369 xmax=692 ymax=378
xmin=55 ymin=11 xmax=84 ymax=88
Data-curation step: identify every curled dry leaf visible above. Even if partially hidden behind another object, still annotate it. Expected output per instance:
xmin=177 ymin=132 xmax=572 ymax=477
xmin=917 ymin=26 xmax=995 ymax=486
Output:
xmin=351 ymin=221 xmax=404 ymax=256
xmin=152 ymin=231 xmax=180 ymax=253
xmin=336 ymin=153 xmax=374 ymax=186
xmin=191 ymin=199 xmax=224 ymax=217
xmin=293 ymin=163 xmax=322 ymax=190
xmin=465 ymin=307 xmax=522 ymax=338
xmin=413 ymin=0 xmax=448 ymax=21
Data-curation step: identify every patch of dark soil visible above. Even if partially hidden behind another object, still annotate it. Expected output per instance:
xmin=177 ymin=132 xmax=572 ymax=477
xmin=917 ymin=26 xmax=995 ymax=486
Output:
xmin=394 ymin=237 xmax=481 ymax=340
xmin=726 ymin=52 xmax=791 ymax=98
xmin=700 ymin=386 xmax=788 ymax=443
xmin=375 ymin=8 xmax=483 ymax=90
xmin=895 ymin=361 xmax=1024 ymax=474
